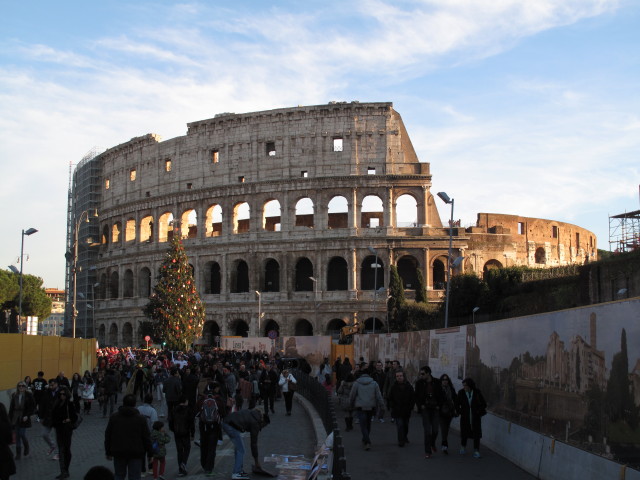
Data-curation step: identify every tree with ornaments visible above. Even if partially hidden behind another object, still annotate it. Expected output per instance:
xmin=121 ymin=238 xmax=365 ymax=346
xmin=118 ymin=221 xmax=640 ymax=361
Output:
xmin=143 ymin=233 xmax=205 ymax=350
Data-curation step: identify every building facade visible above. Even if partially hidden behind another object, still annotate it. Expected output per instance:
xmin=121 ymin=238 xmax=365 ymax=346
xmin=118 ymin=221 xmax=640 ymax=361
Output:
xmin=67 ymin=102 xmax=597 ymax=346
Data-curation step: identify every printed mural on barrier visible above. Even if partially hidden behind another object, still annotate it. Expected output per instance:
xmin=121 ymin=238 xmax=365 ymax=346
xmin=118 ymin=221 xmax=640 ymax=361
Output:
xmin=354 ymin=299 xmax=640 ymax=468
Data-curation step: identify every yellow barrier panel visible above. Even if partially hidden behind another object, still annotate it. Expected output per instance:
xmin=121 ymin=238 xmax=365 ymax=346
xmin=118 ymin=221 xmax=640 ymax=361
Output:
xmin=42 ymin=335 xmax=61 ymax=380
xmin=0 ymin=335 xmax=23 ymax=389
xmin=22 ymin=334 xmax=43 ymax=381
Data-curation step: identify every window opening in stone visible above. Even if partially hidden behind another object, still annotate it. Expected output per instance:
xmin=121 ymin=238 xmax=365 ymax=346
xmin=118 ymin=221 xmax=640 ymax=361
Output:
xmin=301 ymin=171 xmax=308 ymax=178
xmin=123 ymin=269 xmax=134 ymax=298
xmin=397 ymin=256 xmax=419 ymax=290
xmin=360 ymin=255 xmax=384 ymax=290
xmin=110 ymin=271 xmax=119 ymax=299
xmin=102 ymin=225 xmax=109 ymax=245
xmin=295 ymin=258 xmax=314 ymax=291
xmin=233 ymin=202 xmax=250 ymax=234
xmin=364 ymin=317 xmax=384 ymax=333
xmin=130 ymin=168 xmax=137 ymax=181
xmin=204 ymin=261 xmax=221 ymax=294
xmin=158 ymin=212 xmax=174 ymax=243
xmin=231 ymin=260 xmax=250 ymax=293
xmin=361 ymin=195 xmax=384 ymax=228
xmin=576 ymin=232 xmax=580 ymax=246
xmin=535 ymin=247 xmax=546 ymax=264
xmin=263 ymin=199 xmax=282 ymax=232
xmin=327 ymin=256 xmax=348 ymax=291
xmin=482 ymin=259 xmax=503 ymax=280
xmin=206 ymin=204 xmax=223 ymax=237
xmin=105 ymin=179 xmax=110 ymax=190
xmin=264 ymin=320 xmax=280 ymax=338
xmin=333 ymin=138 xmax=343 ymax=152
xmin=112 ymin=222 xmax=121 ymax=243
xmin=165 ymin=159 xmax=172 ymax=172
xmin=140 ymin=216 xmax=154 ymax=242
xmin=187 ymin=183 xmax=193 ymax=190
xmin=326 ymin=318 xmax=346 ymax=339
xmin=108 ymin=323 xmax=118 ymax=345
xmin=203 ymin=321 xmax=220 ymax=343
xmin=552 ymin=225 xmax=558 ymax=238
xmin=212 ymin=150 xmax=219 ymax=163
xmin=518 ymin=222 xmax=525 ymax=234
xmin=396 ymin=194 xmax=418 ymax=227
xmin=122 ymin=322 xmax=133 ymax=345
xmin=139 ymin=267 xmax=151 ymax=297
xmin=432 ymin=259 xmax=445 ymax=290
xmin=233 ymin=320 xmax=249 ymax=337
xmin=125 ymin=219 xmax=136 ymax=243
xmin=99 ymin=274 xmax=107 ymax=299
xmin=238 ymin=176 xmax=245 ymax=183
xmin=264 ymin=258 xmax=280 ymax=292
xmin=181 ymin=209 xmax=198 ymax=239
xmin=295 ymin=197 xmax=314 ymax=228
xmin=367 ymin=167 xmax=376 ymax=175
xmin=266 ymin=142 xmax=276 ymax=156
xmin=328 ymin=196 xmax=348 ymax=229
xmin=294 ymin=319 xmax=313 ymax=336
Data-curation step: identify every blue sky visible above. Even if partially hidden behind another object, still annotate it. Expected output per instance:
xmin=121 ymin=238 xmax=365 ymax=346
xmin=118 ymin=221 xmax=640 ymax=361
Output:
xmin=1 ymin=0 xmax=639 ymax=288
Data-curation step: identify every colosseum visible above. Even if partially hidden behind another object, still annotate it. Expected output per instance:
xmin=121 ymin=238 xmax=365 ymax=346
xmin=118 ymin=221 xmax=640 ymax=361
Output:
xmin=66 ymin=102 xmax=597 ymax=346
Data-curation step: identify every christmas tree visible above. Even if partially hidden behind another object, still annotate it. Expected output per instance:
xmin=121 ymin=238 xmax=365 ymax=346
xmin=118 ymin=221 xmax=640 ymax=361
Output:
xmin=143 ymin=233 xmax=205 ymax=350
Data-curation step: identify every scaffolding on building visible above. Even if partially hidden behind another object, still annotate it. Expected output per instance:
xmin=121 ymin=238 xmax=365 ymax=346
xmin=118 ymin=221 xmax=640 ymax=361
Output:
xmin=609 ymin=209 xmax=640 ymax=253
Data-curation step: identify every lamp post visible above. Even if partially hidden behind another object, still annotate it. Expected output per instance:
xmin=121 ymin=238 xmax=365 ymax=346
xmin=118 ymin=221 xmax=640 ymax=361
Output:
xmin=71 ymin=210 xmax=98 ymax=338
xmin=12 ymin=228 xmax=38 ymax=333
xmin=368 ymin=247 xmax=380 ymax=334
xmin=255 ymin=291 xmax=262 ymax=337
xmin=437 ymin=192 xmax=454 ymax=328
xmin=472 ymin=306 xmax=480 ymax=324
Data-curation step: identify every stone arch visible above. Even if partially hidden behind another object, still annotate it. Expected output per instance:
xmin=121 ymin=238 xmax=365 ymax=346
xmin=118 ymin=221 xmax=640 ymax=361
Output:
xmin=204 ymin=261 xmax=221 ymax=294
xmin=295 ymin=197 xmax=314 ymax=228
xmin=203 ymin=321 xmax=220 ymax=345
xmin=98 ymin=324 xmax=106 ymax=346
xmin=181 ymin=209 xmax=198 ymax=239
xmin=361 ymin=195 xmax=384 ymax=228
xmin=326 ymin=318 xmax=346 ymax=338
xmin=205 ymin=204 xmax=223 ymax=237
xmin=263 ymin=199 xmax=282 ymax=231
xmin=122 ymin=322 xmax=134 ymax=345
xmin=99 ymin=273 xmax=107 ymax=299
xmin=294 ymin=319 xmax=313 ymax=336
xmin=112 ymin=221 xmax=122 ymax=243
xmin=264 ymin=319 xmax=280 ymax=338
xmin=140 ymin=216 xmax=154 ymax=242
xmin=108 ymin=323 xmax=118 ymax=346
xmin=263 ymin=258 xmax=280 ymax=292
xmin=395 ymin=193 xmax=418 ymax=227
xmin=230 ymin=259 xmax=250 ymax=293
xmin=294 ymin=257 xmax=314 ymax=291
xmin=360 ymin=255 xmax=384 ymax=290
xmin=233 ymin=202 xmax=250 ymax=234
xmin=327 ymin=195 xmax=348 ymax=229
xmin=123 ymin=269 xmax=134 ymax=298
xmin=397 ymin=255 xmax=419 ymax=289
xmin=102 ymin=225 xmax=109 ymax=245
xmin=232 ymin=319 xmax=249 ymax=337
xmin=535 ymin=247 xmax=546 ymax=264
xmin=109 ymin=271 xmax=119 ymax=299
xmin=158 ymin=212 xmax=174 ymax=243
xmin=125 ymin=218 xmax=136 ymax=243
xmin=327 ymin=256 xmax=348 ymax=291
xmin=139 ymin=267 xmax=151 ymax=298
xmin=432 ymin=257 xmax=446 ymax=290
xmin=364 ymin=317 xmax=385 ymax=333
xmin=483 ymin=259 xmax=503 ymax=279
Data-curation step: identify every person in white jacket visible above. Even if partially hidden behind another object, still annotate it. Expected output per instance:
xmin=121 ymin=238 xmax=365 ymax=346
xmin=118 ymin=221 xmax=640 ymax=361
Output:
xmin=278 ymin=370 xmax=297 ymax=416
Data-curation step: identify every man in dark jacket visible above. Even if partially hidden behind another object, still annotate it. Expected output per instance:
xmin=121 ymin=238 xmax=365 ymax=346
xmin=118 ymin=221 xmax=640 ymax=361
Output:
xmin=163 ymin=367 xmax=183 ymax=425
xmin=222 ymin=408 xmax=270 ymax=480
xmin=102 ymin=369 xmax=119 ymax=418
xmin=258 ymin=364 xmax=278 ymax=415
xmin=388 ymin=371 xmax=415 ymax=447
xmin=414 ymin=366 xmax=445 ymax=458
xmin=105 ymin=394 xmax=152 ymax=480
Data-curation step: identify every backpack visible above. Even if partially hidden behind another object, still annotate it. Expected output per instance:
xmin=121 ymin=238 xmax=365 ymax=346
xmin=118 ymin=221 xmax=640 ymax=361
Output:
xmin=199 ymin=397 xmax=221 ymax=425
xmin=151 ymin=439 xmax=160 ymax=455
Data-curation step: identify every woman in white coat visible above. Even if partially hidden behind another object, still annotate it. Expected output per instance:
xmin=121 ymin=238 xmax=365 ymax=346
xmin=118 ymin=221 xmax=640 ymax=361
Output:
xmin=278 ymin=370 xmax=297 ymax=416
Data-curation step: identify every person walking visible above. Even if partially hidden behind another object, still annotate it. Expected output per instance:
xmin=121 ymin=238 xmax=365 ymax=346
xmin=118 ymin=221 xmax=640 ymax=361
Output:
xmin=222 ymin=408 xmax=270 ymax=480
xmin=0 ymin=403 xmax=16 ymax=480
xmin=162 ymin=368 xmax=182 ymax=427
xmin=259 ymin=364 xmax=278 ymax=415
xmin=371 ymin=361 xmax=387 ymax=423
xmin=40 ymin=378 xmax=60 ymax=460
xmin=137 ymin=394 xmax=159 ymax=477
xmin=456 ymin=378 xmax=487 ymax=458
xmin=32 ymin=371 xmax=48 ymax=421
xmin=348 ymin=370 xmax=384 ymax=450
xmin=149 ymin=421 xmax=170 ymax=480
xmin=170 ymin=396 xmax=191 ymax=477
xmin=51 ymin=386 xmax=78 ymax=479
xmin=337 ymin=373 xmax=355 ymax=431
xmin=387 ymin=371 xmax=415 ymax=447
xmin=414 ymin=366 xmax=444 ymax=458
xmin=105 ymin=393 xmax=152 ymax=480
xmin=8 ymin=381 xmax=36 ymax=459
xmin=197 ymin=382 xmax=225 ymax=476
xmin=80 ymin=376 xmax=96 ymax=415
xmin=438 ymin=374 xmax=459 ymax=454
xmin=102 ymin=369 xmax=119 ymax=418
xmin=278 ymin=369 xmax=297 ymax=416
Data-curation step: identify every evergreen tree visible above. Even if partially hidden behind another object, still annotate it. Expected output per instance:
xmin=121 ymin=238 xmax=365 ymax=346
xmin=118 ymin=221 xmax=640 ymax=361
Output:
xmin=414 ymin=267 xmax=427 ymax=303
xmin=606 ymin=328 xmax=635 ymax=425
xmin=143 ymin=234 xmax=205 ymax=350
xmin=387 ymin=266 xmax=405 ymax=332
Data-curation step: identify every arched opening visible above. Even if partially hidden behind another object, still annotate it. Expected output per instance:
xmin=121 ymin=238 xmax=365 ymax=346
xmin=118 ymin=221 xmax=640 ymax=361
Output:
xmin=158 ymin=212 xmax=174 ymax=243
xmin=108 ymin=323 xmax=118 ymax=346
xmin=181 ymin=209 xmax=198 ymax=239
xmin=535 ymin=247 xmax=546 ymax=264
xmin=360 ymin=255 xmax=385 ymax=290
xmin=203 ymin=321 xmax=220 ymax=345
xmin=112 ymin=222 xmax=121 ymax=243
xmin=122 ymin=322 xmax=133 ymax=345
xmin=295 ymin=198 xmax=314 ymax=228
xmin=483 ymin=259 xmax=503 ymax=280
xmin=395 ymin=194 xmax=418 ymax=227
xmin=139 ymin=267 xmax=151 ymax=298
xmin=397 ymin=256 xmax=419 ymax=290
xmin=328 ymin=195 xmax=348 ymax=229
xmin=125 ymin=218 xmax=136 ymax=243
xmin=364 ymin=317 xmax=385 ymax=333
xmin=433 ymin=259 xmax=445 ymax=290
xmin=123 ymin=269 xmax=134 ymax=298
xmin=101 ymin=225 xmax=109 ymax=246
xmin=98 ymin=324 xmax=106 ymax=346
xmin=99 ymin=273 xmax=107 ymax=299
xmin=264 ymin=320 xmax=280 ymax=338
xmin=326 ymin=318 xmax=346 ymax=339
xmin=327 ymin=256 xmax=348 ymax=291
xmin=294 ymin=319 xmax=313 ymax=336
xmin=109 ymin=271 xmax=119 ymax=299
xmin=204 ymin=261 xmax=221 ymax=294
xmin=231 ymin=260 xmax=249 ymax=293
xmin=294 ymin=258 xmax=314 ymax=291
xmin=233 ymin=202 xmax=250 ymax=234
xmin=264 ymin=259 xmax=280 ymax=292
xmin=361 ymin=195 xmax=384 ymax=228
xmin=233 ymin=320 xmax=250 ymax=337
xmin=205 ymin=204 xmax=223 ymax=237
xmin=140 ymin=216 xmax=154 ymax=242
xmin=263 ymin=199 xmax=282 ymax=231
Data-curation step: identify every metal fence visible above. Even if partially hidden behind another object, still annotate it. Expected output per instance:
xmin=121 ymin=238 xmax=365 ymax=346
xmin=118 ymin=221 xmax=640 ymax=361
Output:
xmin=293 ymin=369 xmax=351 ymax=480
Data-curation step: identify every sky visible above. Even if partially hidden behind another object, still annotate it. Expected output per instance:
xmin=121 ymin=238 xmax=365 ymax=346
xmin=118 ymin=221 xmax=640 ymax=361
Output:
xmin=1 ymin=0 xmax=639 ymax=289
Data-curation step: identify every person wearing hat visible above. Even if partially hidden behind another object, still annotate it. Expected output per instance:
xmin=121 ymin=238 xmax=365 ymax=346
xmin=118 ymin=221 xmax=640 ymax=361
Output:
xmin=222 ymin=408 xmax=270 ymax=480
xmin=9 ymin=381 xmax=36 ymax=459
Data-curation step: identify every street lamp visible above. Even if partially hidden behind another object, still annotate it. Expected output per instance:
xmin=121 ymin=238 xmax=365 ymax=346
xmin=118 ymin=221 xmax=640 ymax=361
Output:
xmin=368 ymin=247 xmax=380 ymax=334
xmin=255 ymin=291 xmax=262 ymax=337
xmin=437 ymin=192 xmax=454 ymax=328
xmin=11 ymin=228 xmax=38 ymax=333
xmin=472 ymin=306 xmax=480 ymax=324
xmin=70 ymin=209 xmax=98 ymax=338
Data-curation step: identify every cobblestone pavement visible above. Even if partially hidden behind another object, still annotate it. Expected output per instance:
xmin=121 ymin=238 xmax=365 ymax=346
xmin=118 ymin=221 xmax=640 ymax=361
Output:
xmin=12 ymin=394 xmax=316 ymax=480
